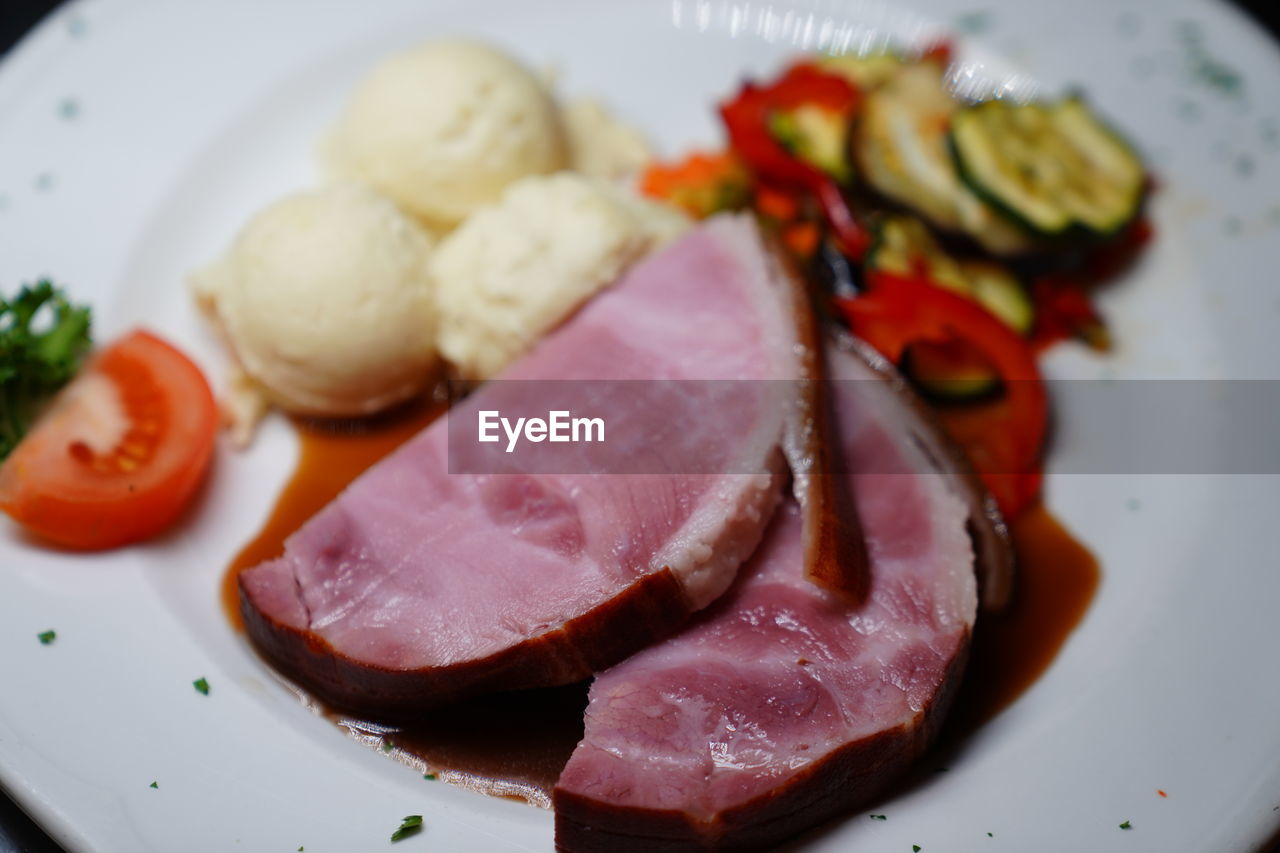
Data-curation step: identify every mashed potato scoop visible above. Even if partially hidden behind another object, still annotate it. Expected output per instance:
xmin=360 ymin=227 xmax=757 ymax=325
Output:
xmin=431 ymin=172 xmax=688 ymax=380
xmin=191 ymin=184 xmax=439 ymax=439
xmin=324 ymin=40 xmax=567 ymax=229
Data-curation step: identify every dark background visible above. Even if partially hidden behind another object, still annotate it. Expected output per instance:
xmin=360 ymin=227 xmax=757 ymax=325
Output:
xmin=0 ymin=1 xmax=1278 ymax=852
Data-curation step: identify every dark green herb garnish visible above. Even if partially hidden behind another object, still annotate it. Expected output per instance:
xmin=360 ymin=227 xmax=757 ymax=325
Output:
xmin=193 ymin=677 xmax=210 ymax=696
xmin=954 ymin=11 xmax=992 ymax=36
xmin=1120 ymin=820 xmax=1132 ymax=830
xmin=37 ymin=630 xmax=56 ymax=645
xmin=423 ymin=773 xmax=437 ymax=781
xmin=382 ymin=740 xmax=394 ymax=753
xmin=869 ymin=814 xmax=887 ymax=820
xmin=1176 ymin=19 xmax=1244 ymax=97
xmin=0 ymin=280 xmax=92 ymax=459
xmin=390 ymin=815 xmax=423 ymax=843
xmin=1116 ymin=13 xmax=1140 ymax=38
xmin=913 ymin=846 xmax=922 ymax=852
xmin=1262 ymin=119 xmax=1279 ymax=149
xmin=987 ymin=832 xmax=994 ymax=837
xmin=149 ymin=781 xmax=158 ymax=789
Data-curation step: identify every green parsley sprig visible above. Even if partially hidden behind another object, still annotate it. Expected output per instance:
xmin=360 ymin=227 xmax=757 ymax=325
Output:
xmin=390 ymin=815 xmax=423 ymax=843
xmin=0 ymin=280 xmax=92 ymax=460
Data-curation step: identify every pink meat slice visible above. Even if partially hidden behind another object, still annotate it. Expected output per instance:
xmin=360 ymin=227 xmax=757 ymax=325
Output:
xmin=239 ymin=215 xmax=803 ymax=716
xmin=553 ymin=337 xmax=990 ymax=852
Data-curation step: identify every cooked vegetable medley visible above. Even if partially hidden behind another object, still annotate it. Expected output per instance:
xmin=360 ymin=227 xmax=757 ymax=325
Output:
xmin=640 ymin=43 xmax=1152 ymax=518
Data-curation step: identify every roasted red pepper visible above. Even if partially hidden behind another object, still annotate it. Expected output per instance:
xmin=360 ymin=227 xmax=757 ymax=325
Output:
xmin=1029 ymin=275 xmax=1110 ymax=353
xmin=837 ymin=271 xmax=1049 ymax=518
xmin=719 ymin=63 xmax=871 ymax=258
xmin=1027 ymin=217 xmax=1154 ymax=352
xmin=918 ymin=39 xmax=954 ymax=67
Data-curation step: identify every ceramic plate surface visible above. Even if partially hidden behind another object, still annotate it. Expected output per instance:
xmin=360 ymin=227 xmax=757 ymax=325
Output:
xmin=1 ymin=0 xmax=1278 ymax=850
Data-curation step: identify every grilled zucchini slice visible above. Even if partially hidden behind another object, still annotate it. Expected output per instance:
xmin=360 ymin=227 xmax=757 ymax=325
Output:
xmin=901 ymin=339 xmax=1003 ymax=402
xmin=769 ymin=105 xmax=853 ymax=183
xmin=949 ymin=96 xmax=1145 ymax=237
xmin=852 ymin=62 xmax=1036 ymax=256
xmin=865 ymin=214 xmax=1033 ymax=333
xmin=818 ymin=51 xmax=905 ymax=91
xmin=964 ymin=261 xmax=1034 ymax=334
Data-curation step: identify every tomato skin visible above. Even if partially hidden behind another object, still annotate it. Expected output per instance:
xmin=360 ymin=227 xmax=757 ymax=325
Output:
xmin=0 ymin=330 xmax=217 ymax=550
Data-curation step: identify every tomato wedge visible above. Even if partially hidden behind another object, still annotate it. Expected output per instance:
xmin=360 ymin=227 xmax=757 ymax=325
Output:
xmin=0 ymin=330 xmax=217 ymax=550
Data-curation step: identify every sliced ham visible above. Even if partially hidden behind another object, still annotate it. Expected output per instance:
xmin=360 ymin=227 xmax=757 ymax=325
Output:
xmin=239 ymin=215 xmax=817 ymax=716
xmin=553 ymin=335 xmax=1008 ymax=852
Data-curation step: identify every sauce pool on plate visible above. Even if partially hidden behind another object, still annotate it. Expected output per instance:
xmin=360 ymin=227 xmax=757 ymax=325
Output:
xmin=221 ymin=397 xmax=443 ymax=630
xmin=223 ymin=401 xmax=1099 ymax=804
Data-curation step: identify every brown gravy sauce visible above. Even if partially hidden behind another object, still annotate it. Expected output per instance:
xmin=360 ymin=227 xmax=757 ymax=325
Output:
xmin=223 ymin=403 xmax=1099 ymax=806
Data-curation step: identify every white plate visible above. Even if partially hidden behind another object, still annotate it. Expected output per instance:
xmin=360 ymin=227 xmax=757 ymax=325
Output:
xmin=2 ymin=1 xmax=1278 ymax=851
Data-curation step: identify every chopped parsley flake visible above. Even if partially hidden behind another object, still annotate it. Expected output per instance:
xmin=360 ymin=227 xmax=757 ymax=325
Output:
xmin=423 ymin=773 xmax=437 ymax=781
xmin=954 ymin=11 xmax=992 ymax=35
xmin=1262 ymin=119 xmax=1279 ymax=148
xmin=1175 ymin=20 xmax=1244 ymax=97
xmin=913 ymin=846 xmax=922 ymax=852
xmin=298 ymin=847 xmax=304 ymax=852
xmin=193 ymin=677 xmax=210 ymax=696
xmin=1120 ymin=820 xmax=1133 ymax=830
xmin=382 ymin=740 xmax=394 ymax=752
xmin=1116 ymin=13 xmax=1140 ymax=38
xmin=149 ymin=781 xmax=158 ymax=789
xmin=37 ymin=630 xmax=56 ymax=645
xmin=391 ymin=815 xmax=423 ymax=842
xmin=870 ymin=814 xmax=887 ymax=820
xmin=987 ymin=832 xmax=993 ymax=837
xmin=1175 ymin=99 xmax=1202 ymax=123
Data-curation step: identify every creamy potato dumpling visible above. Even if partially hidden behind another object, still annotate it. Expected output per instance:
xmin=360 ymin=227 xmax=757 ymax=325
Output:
xmin=323 ymin=40 xmax=568 ymax=229
xmin=430 ymin=172 xmax=689 ymax=380
xmin=191 ymin=184 xmax=439 ymax=439
xmin=192 ymin=40 xmax=673 ymax=445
